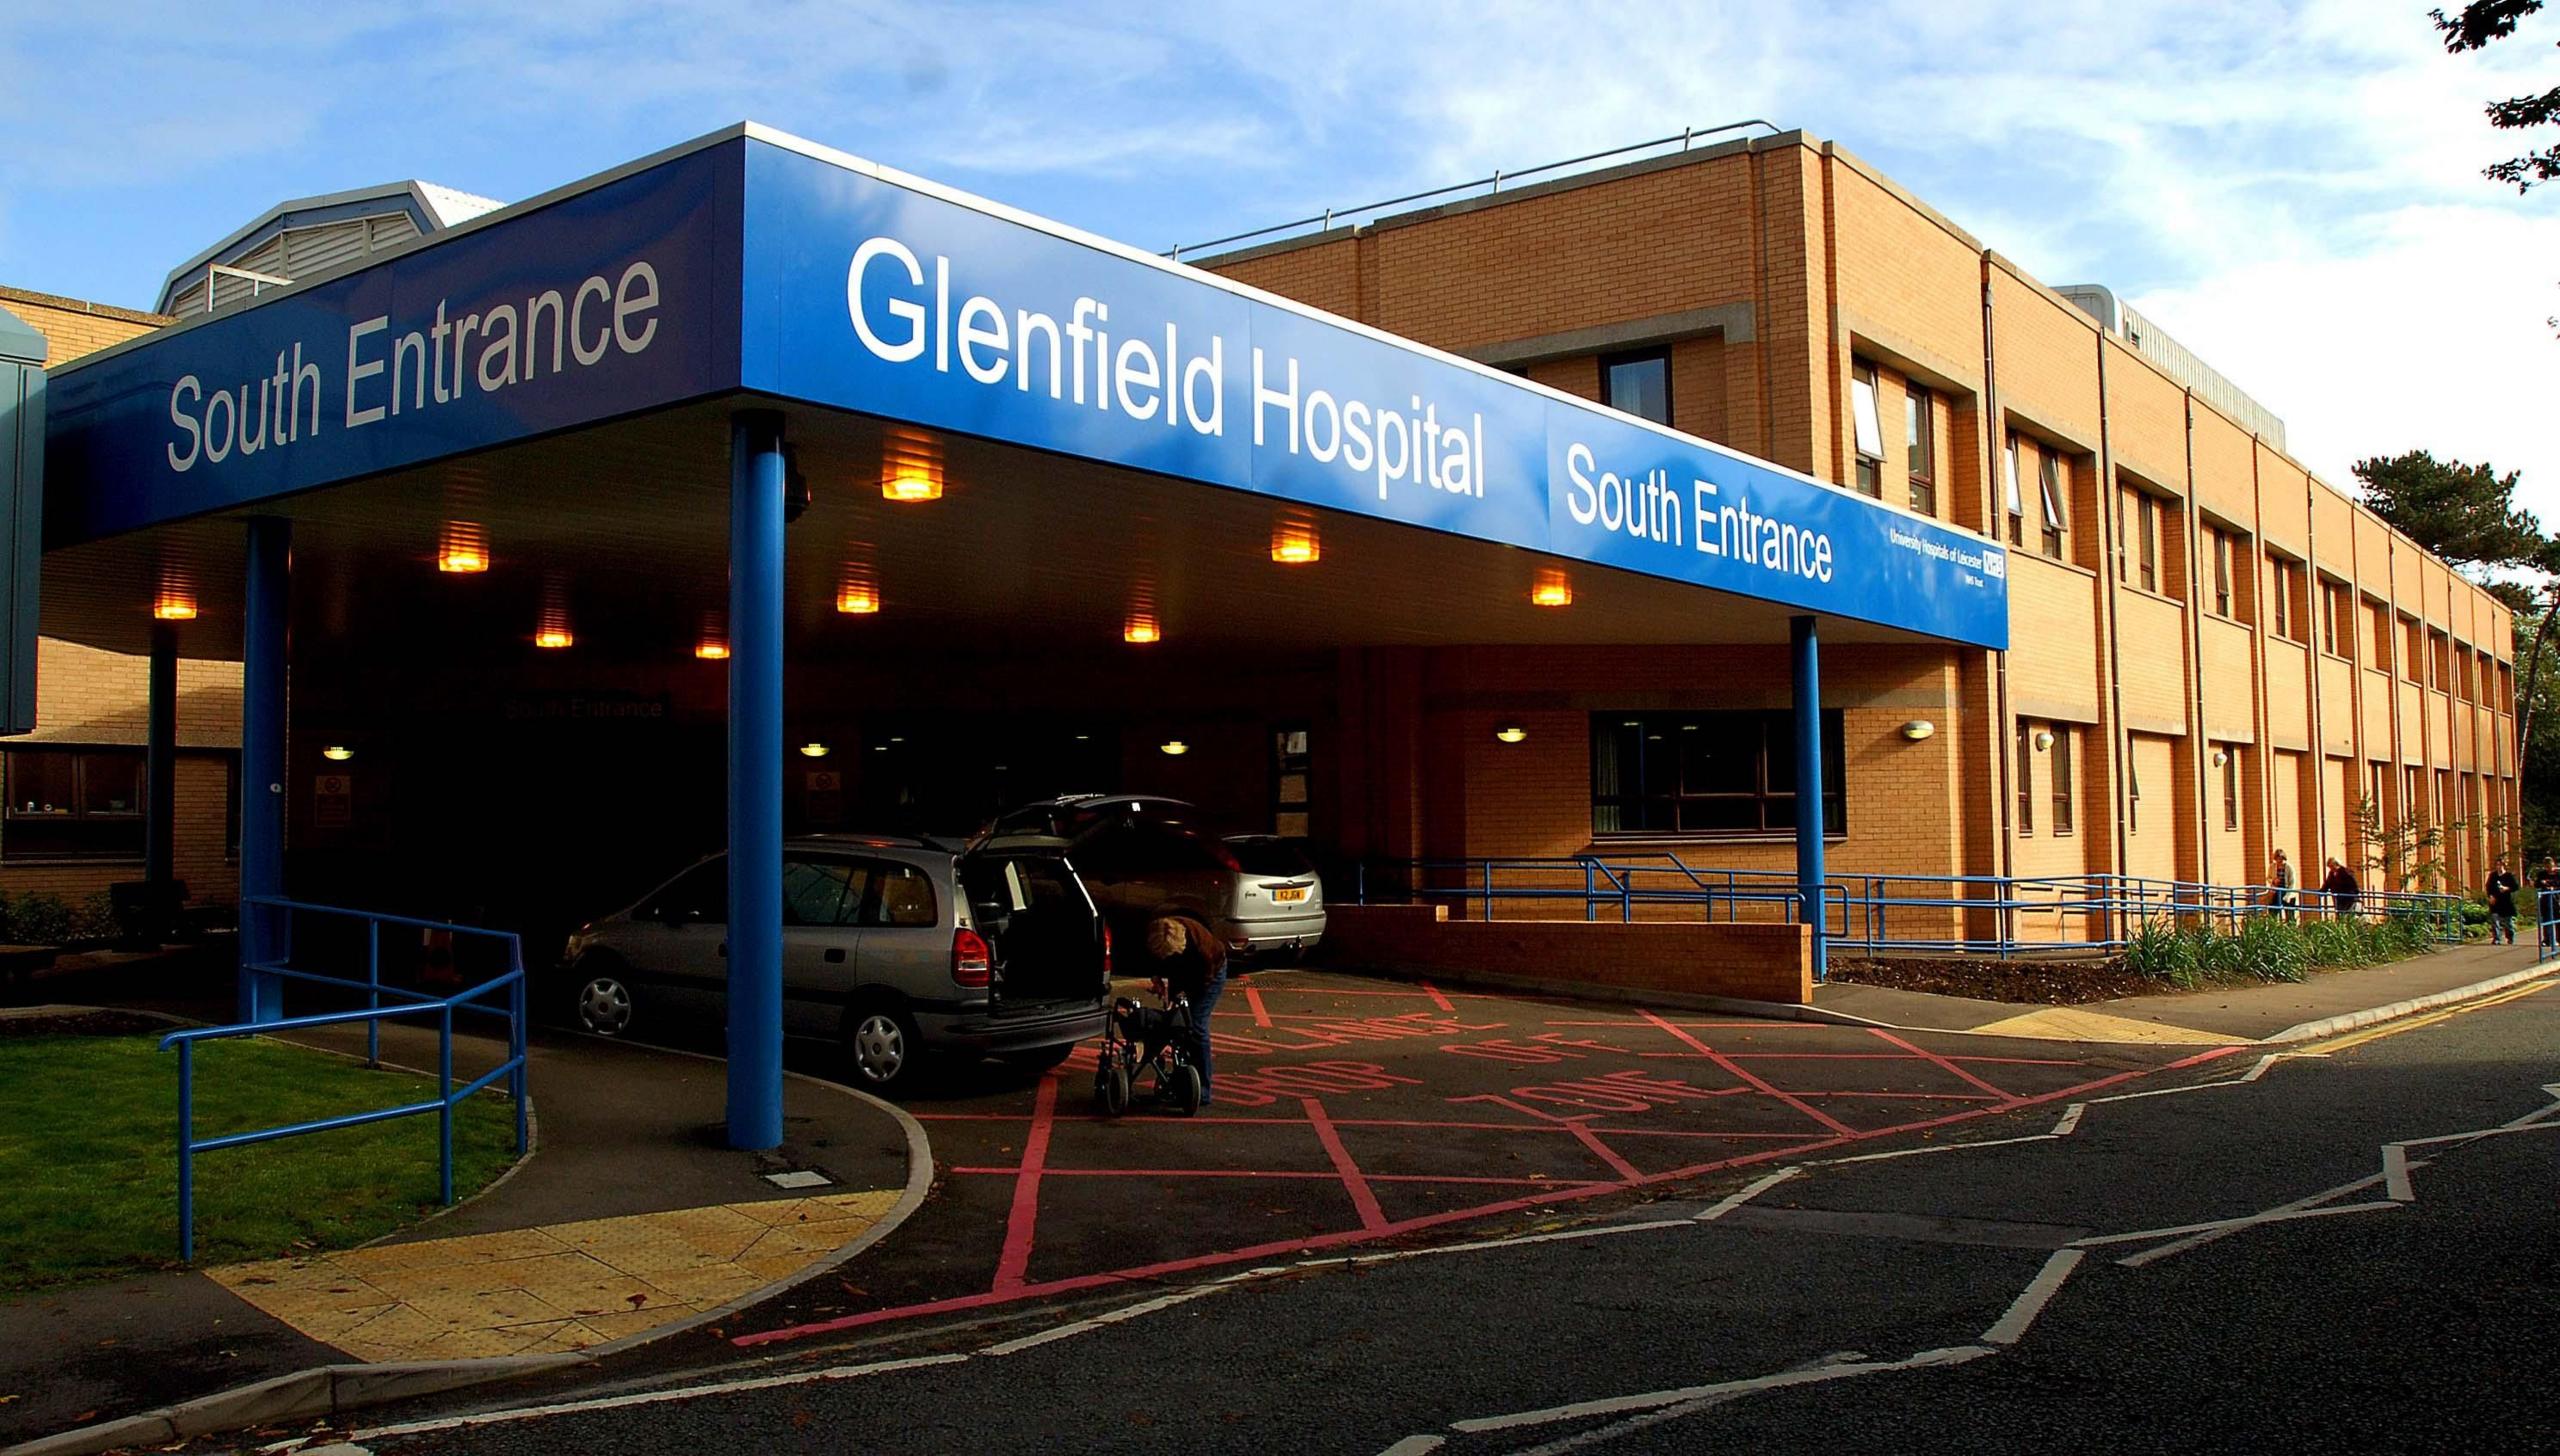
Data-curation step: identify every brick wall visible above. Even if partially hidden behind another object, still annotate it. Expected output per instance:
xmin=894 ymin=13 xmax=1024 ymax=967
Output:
xmin=1322 ymin=903 xmax=1812 ymax=1004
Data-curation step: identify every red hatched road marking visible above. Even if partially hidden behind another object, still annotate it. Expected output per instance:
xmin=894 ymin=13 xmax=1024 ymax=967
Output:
xmin=1866 ymin=1027 xmax=2022 ymax=1101
xmin=730 ymin=1044 xmax=2249 ymax=1349
xmin=1568 ymin=1122 xmax=1643 ymax=1181
xmin=990 ymin=1073 xmax=1060 ymax=1293
xmin=1305 ymin=1097 xmax=1390 ymax=1230
xmin=1638 ymin=1010 xmax=1858 ymax=1136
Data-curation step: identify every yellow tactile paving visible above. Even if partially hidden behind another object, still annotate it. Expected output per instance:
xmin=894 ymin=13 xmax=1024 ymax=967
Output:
xmin=1968 ymin=1007 xmax=2240 ymax=1045
xmin=210 ymin=1189 xmax=900 ymax=1364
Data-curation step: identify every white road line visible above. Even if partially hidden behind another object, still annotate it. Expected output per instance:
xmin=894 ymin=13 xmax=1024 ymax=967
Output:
xmin=356 ymin=1353 xmax=968 ymax=1439
xmin=2051 ymin=1103 xmax=2086 ymax=1136
xmin=1446 ymin=1344 xmax=1994 ymax=1436
xmin=1375 ymin=1437 xmax=1447 ymax=1455
xmin=1696 ymin=1165 xmax=1801 ymax=1221
xmin=2116 ymin=1198 xmax=2400 ymax=1268
xmin=2238 ymin=1053 xmax=2290 ymax=1083
xmin=1981 ymin=1249 xmax=2083 ymax=1345
xmin=1823 ymin=1133 xmax=2056 ymax=1166
xmin=2381 ymin=1143 xmax=2416 ymax=1203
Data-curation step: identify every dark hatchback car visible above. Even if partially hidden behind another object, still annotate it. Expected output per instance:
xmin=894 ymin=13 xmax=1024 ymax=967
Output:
xmin=555 ymin=834 xmax=1111 ymax=1092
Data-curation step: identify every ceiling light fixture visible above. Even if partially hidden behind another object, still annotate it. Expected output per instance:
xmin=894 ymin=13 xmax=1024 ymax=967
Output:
xmin=1159 ymin=739 xmax=1190 ymax=756
xmin=1270 ymin=520 xmax=1320 ymax=565
xmin=152 ymin=594 xmax=198 ymax=621
xmin=321 ymin=745 xmax=355 ymax=762
xmin=1531 ymin=568 xmax=1573 ymax=607
xmin=880 ymin=428 xmax=944 ymax=502
xmin=1493 ymin=724 xmax=1529 ymax=744
xmin=799 ymin=743 xmax=831 ymax=759
xmin=1124 ymin=613 xmax=1161 ymax=645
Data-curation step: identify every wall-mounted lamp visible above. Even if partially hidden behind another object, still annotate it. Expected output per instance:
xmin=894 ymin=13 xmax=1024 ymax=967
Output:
xmin=880 ymin=429 xmax=944 ymax=502
xmin=2211 ymin=747 xmax=2230 ymax=768
xmin=1493 ymin=724 xmax=1529 ymax=744
xmin=436 ymin=521 xmax=490 ymax=574
xmin=799 ymin=743 xmax=831 ymax=759
xmin=1271 ymin=520 xmax=1320 ymax=565
xmin=321 ymin=745 xmax=355 ymax=763
xmin=1159 ymin=739 xmax=1190 ymax=756
xmin=2032 ymin=729 xmax=2055 ymax=752
xmin=1900 ymin=720 xmax=1937 ymax=742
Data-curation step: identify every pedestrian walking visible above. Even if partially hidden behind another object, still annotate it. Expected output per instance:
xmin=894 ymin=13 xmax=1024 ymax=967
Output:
xmin=2534 ymin=856 xmax=2560 ymax=951
xmin=2268 ymin=849 xmax=2298 ymax=923
xmin=2484 ymin=859 xmax=2521 ymax=945
xmin=2321 ymin=858 xmax=2360 ymax=921
xmin=1143 ymin=913 xmax=1228 ymax=1106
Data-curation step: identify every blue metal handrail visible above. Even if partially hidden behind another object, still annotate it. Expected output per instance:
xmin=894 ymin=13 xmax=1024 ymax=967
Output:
xmin=1353 ymin=855 xmax=2471 ymax=959
xmin=160 ymin=897 xmax=529 ymax=1261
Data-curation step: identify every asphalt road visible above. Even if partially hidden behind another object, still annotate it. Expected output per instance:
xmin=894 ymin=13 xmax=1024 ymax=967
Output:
xmin=282 ymin=974 xmax=2560 ymax=1455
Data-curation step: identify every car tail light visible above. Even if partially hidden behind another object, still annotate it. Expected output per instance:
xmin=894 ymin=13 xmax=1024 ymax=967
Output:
xmin=1211 ymin=840 xmax=1241 ymax=871
xmin=952 ymin=927 xmax=992 ymax=987
xmin=1100 ymin=921 xmax=1115 ymax=977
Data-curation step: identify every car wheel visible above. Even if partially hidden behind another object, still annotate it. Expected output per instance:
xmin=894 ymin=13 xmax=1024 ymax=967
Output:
xmin=572 ymin=963 xmax=635 ymax=1037
xmin=1000 ymin=1043 xmax=1077 ymax=1075
xmin=843 ymin=1004 xmax=922 ymax=1092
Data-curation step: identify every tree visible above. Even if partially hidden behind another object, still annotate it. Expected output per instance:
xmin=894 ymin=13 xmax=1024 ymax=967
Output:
xmin=2351 ymin=450 xmax=2544 ymax=570
xmin=2434 ymin=1 xmax=2560 ymax=191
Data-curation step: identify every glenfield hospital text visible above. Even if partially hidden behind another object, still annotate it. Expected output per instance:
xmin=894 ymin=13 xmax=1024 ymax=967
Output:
xmin=848 ymin=236 xmax=1483 ymax=506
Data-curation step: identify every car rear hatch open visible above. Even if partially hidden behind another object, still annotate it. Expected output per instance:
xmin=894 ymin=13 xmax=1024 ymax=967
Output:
xmin=960 ymin=848 xmax=1110 ymax=1011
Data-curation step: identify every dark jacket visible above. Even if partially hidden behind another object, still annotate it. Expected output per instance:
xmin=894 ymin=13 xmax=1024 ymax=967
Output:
xmin=1149 ymin=914 xmax=1228 ymax=998
xmin=2321 ymin=866 xmax=2360 ymax=898
xmin=2485 ymin=871 xmax=2520 ymax=916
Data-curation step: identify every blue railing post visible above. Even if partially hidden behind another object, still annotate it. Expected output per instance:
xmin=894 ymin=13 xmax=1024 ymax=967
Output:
xmin=176 ymin=1041 xmax=195 ymax=1263
xmin=365 ymin=919 xmax=381 ymax=1068
xmin=511 ymin=954 xmax=529 ymax=1154
xmin=1482 ymin=861 xmax=1493 ymax=922
xmin=1584 ymin=861 xmax=1597 ymax=922
xmin=437 ymin=1003 xmax=455 ymax=1207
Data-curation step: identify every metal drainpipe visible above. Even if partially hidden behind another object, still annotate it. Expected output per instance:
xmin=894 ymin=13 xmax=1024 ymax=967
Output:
xmin=2093 ymin=338 xmax=2133 ymax=928
xmin=1982 ymin=267 xmax=2016 ymax=943
xmin=2184 ymin=396 xmax=2213 ymax=891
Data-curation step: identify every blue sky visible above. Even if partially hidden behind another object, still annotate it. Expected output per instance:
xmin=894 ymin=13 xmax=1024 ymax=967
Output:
xmin=4 ymin=1 xmax=2555 ymax=518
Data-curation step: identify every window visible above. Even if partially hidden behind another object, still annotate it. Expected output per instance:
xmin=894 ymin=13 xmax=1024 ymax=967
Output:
xmin=1590 ymin=711 xmax=1844 ymax=837
xmin=2321 ymin=580 xmax=2346 ymax=656
xmin=1272 ymin=725 xmax=1312 ymax=838
xmin=2038 ymin=452 xmax=2068 ymax=560
xmin=2015 ymin=720 xmax=2034 ymax=836
xmin=2209 ymin=529 xmax=2234 ymax=617
xmin=782 ymin=856 xmax=869 ymax=927
xmin=2222 ymin=748 xmax=2240 ymax=832
xmin=645 ymin=859 xmax=728 ymax=925
xmin=1850 ymin=361 xmax=1884 ymax=498
xmin=1905 ymin=385 xmax=1935 ymax=515
xmin=2117 ymin=487 xmax=2160 ymax=592
xmin=2269 ymin=557 xmax=2299 ymax=641
xmin=2127 ymin=736 xmax=2141 ymax=834
xmin=869 ymin=862 xmax=939 ymax=928
xmin=2368 ymin=600 xmax=2393 ymax=672
xmin=1601 ymin=349 xmax=1671 ymax=425
xmin=2428 ymin=631 xmax=2450 ymax=691
xmin=2003 ymin=434 xmax=2024 ymax=547
xmin=2403 ymin=618 xmax=2424 ymax=682
xmin=3 ymin=748 xmax=146 ymax=861
xmin=2050 ymin=725 xmax=2076 ymax=836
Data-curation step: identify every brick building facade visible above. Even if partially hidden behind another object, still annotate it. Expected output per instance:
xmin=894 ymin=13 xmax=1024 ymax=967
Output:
xmin=1204 ymin=131 xmax=2518 ymax=916
xmin=0 ymin=285 xmax=241 ymax=909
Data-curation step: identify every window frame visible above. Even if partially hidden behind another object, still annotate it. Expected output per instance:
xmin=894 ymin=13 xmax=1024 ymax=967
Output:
xmin=1599 ymin=348 xmax=1673 ymax=427
xmin=1904 ymin=384 xmax=1935 ymax=515
xmin=2127 ymin=735 xmax=2142 ymax=834
xmin=2003 ymin=434 xmax=2024 ymax=547
xmin=2050 ymin=724 xmax=2076 ymax=837
xmin=1850 ymin=361 xmax=1885 ymax=498
xmin=1588 ymin=710 xmax=1846 ymax=840
xmin=0 ymin=744 xmax=228 ymax=866
xmin=2015 ymin=720 xmax=2034 ymax=837
xmin=2222 ymin=748 xmax=2241 ymax=832
xmin=2037 ymin=451 xmax=2068 ymax=561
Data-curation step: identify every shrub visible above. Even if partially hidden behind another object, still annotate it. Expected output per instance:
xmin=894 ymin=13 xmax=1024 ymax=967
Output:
xmin=2125 ymin=918 xmax=2199 ymax=987
xmin=2301 ymin=918 xmax=2368 ymax=968
xmin=2234 ymin=915 xmax=2310 ymax=983
xmin=8 ymin=894 xmax=77 ymax=947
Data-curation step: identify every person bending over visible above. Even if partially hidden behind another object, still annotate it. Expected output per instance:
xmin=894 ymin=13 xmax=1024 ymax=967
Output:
xmin=1145 ymin=914 xmax=1228 ymax=1106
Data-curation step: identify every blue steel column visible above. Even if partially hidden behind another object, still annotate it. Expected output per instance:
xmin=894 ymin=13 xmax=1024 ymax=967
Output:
xmin=239 ymin=517 xmax=290 ymax=1023
xmin=726 ymin=411 xmax=786 ymax=1151
xmin=1790 ymin=615 xmax=1827 ymax=981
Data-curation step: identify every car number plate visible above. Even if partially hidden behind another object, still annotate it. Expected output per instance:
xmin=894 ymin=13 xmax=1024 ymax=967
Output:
xmin=1273 ymin=886 xmax=1309 ymax=904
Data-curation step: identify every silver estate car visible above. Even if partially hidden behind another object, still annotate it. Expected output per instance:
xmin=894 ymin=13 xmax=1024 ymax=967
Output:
xmin=984 ymin=796 xmax=1326 ymax=959
xmin=556 ymin=834 xmax=1110 ymax=1091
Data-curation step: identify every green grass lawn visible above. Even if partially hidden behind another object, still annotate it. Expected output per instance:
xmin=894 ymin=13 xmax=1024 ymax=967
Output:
xmin=0 ymin=1033 xmax=518 ymax=1294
